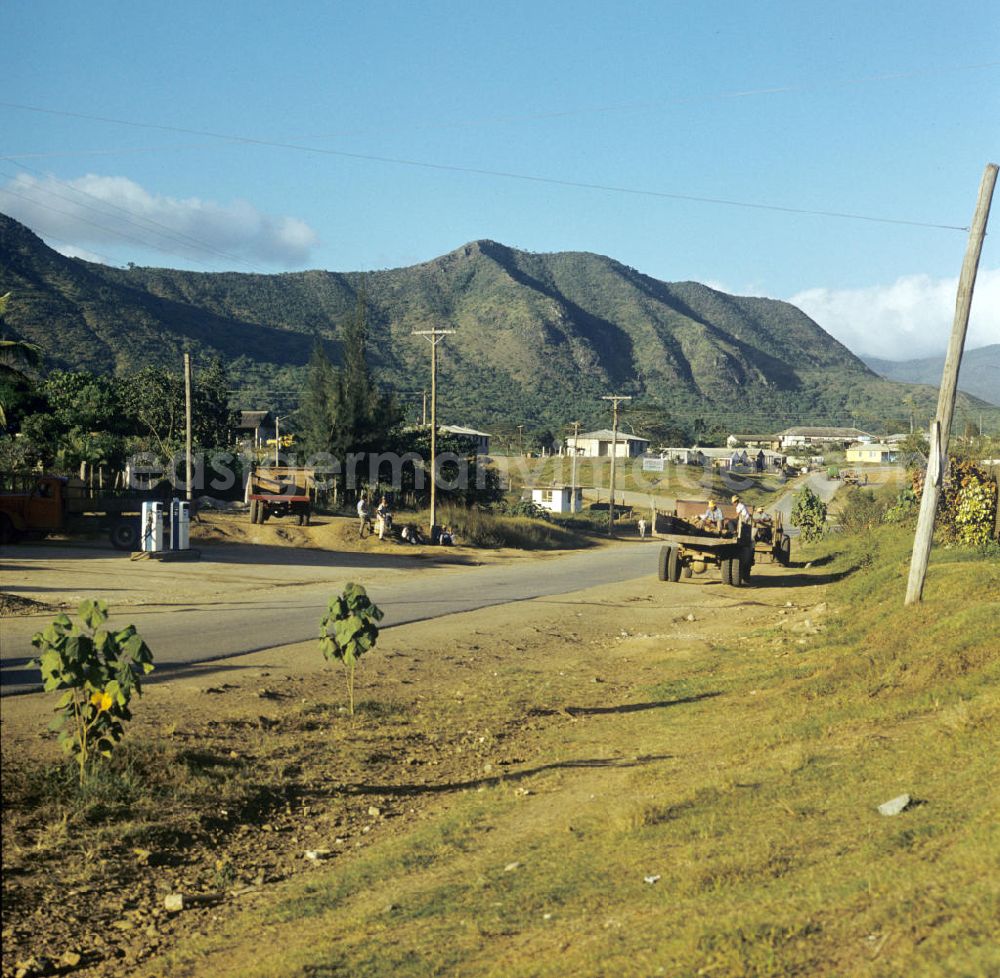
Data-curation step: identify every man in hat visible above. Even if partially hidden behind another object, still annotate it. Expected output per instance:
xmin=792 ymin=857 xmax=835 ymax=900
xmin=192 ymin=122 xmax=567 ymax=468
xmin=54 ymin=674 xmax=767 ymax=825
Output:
xmin=697 ymin=499 xmax=724 ymax=533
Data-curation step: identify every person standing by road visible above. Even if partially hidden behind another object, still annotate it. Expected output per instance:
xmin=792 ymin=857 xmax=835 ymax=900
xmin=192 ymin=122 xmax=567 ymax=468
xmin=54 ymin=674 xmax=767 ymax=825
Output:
xmin=357 ymin=495 xmax=371 ymax=537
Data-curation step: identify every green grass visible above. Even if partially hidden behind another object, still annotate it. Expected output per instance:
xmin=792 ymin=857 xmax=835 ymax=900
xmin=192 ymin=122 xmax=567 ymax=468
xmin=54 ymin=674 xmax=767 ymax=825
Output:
xmin=143 ymin=524 xmax=999 ymax=978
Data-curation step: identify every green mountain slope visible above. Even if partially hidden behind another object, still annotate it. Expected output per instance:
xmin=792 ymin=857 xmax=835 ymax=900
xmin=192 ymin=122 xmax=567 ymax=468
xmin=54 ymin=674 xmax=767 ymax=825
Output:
xmin=3 ymin=214 xmax=997 ymax=434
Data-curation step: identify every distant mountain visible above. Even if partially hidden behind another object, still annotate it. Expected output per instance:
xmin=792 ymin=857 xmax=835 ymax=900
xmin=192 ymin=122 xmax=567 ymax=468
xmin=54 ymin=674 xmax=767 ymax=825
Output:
xmin=3 ymin=213 xmax=998 ymax=434
xmin=864 ymin=345 xmax=999 ymax=406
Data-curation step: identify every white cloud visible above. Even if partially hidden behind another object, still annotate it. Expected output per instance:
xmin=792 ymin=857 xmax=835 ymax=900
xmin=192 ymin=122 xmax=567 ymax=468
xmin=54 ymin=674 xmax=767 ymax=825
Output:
xmin=788 ymin=269 xmax=1000 ymax=361
xmin=0 ymin=173 xmax=319 ymax=269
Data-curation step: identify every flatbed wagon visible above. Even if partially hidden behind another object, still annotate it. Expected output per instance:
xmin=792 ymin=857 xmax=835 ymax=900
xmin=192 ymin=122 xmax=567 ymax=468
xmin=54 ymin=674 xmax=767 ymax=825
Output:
xmin=656 ymin=499 xmax=755 ymax=587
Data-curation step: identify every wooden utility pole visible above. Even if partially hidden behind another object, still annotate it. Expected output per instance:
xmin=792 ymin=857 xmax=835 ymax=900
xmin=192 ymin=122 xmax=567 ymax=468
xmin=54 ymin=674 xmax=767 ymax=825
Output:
xmin=412 ymin=329 xmax=455 ymax=537
xmin=183 ymin=353 xmax=193 ymax=501
xmin=570 ymin=420 xmax=581 ymax=514
xmin=905 ymin=162 xmax=997 ymax=606
xmin=602 ymin=395 xmax=631 ymax=535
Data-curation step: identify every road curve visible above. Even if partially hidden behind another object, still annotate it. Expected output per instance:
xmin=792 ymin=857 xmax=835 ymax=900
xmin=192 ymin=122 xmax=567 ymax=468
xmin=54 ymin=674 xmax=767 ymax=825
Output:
xmin=1 ymin=543 xmax=659 ymax=694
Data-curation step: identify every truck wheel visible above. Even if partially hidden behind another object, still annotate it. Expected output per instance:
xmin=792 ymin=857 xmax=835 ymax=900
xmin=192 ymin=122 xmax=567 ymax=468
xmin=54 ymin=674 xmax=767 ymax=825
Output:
xmin=249 ymin=500 xmax=260 ymax=524
xmin=739 ymin=546 xmax=754 ymax=583
xmin=657 ymin=546 xmax=670 ymax=581
xmin=110 ymin=521 xmax=139 ymax=551
xmin=297 ymin=511 xmax=306 ymax=526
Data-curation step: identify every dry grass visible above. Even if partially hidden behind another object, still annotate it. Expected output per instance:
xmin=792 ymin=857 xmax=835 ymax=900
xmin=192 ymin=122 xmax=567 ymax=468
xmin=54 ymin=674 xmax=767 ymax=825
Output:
xmin=128 ymin=525 xmax=1000 ymax=978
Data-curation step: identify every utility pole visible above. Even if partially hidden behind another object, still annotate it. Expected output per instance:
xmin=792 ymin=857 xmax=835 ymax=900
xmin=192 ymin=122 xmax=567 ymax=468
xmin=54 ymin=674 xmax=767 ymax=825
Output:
xmin=570 ymin=420 xmax=581 ymax=514
xmin=422 ymin=390 xmax=427 ymax=426
xmin=602 ymin=395 xmax=631 ymax=535
xmin=412 ymin=328 xmax=455 ymax=538
xmin=906 ymin=162 xmax=997 ymax=606
xmin=274 ymin=416 xmax=281 ymax=466
xmin=517 ymin=424 xmax=525 ymax=456
xmin=183 ymin=352 xmax=193 ymax=501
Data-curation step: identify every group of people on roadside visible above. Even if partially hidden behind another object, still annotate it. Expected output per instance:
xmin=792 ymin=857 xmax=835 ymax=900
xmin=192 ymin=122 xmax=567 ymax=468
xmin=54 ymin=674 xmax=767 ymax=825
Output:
xmin=356 ymin=494 xmax=453 ymax=546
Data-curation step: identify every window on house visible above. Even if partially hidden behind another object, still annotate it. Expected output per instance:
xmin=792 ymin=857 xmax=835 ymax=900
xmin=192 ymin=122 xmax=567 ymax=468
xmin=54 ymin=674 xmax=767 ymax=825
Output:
xmin=541 ymin=490 xmax=553 ymax=502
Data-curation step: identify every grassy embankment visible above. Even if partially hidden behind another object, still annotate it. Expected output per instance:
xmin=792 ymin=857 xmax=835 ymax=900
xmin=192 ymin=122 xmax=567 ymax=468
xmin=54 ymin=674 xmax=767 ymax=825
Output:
xmin=142 ymin=524 xmax=998 ymax=977
xmin=494 ymin=455 xmax=787 ymax=507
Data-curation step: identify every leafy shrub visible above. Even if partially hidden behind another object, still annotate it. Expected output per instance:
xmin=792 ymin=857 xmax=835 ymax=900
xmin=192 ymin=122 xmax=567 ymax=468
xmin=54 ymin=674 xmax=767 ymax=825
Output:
xmin=791 ymin=487 xmax=827 ymax=542
xmin=319 ymin=583 xmax=384 ymax=715
xmin=912 ymin=457 xmax=999 ymax=546
xmin=31 ymin=600 xmax=154 ymax=784
xmin=492 ymin=498 xmax=551 ymax=521
xmin=838 ymin=488 xmax=887 ymax=534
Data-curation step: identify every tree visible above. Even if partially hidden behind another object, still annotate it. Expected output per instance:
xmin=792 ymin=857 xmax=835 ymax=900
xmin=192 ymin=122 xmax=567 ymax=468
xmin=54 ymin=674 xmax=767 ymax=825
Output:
xmin=0 ymin=293 xmax=44 ymax=428
xmin=297 ymin=340 xmax=338 ymax=457
xmin=328 ymin=290 xmax=400 ymax=467
xmin=120 ymin=360 xmax=235 ymax=457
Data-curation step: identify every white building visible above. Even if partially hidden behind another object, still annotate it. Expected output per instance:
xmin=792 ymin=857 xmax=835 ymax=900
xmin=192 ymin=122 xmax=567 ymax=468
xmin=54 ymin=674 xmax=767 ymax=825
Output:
xmin=777 ymin=426 xmax=872 ymax=449
xmin=565 ymin=429 xmax=650 ymax=458
xmin=440 ymin=425 xmax=491 ymax=456
xmin=530 ymin=485 xmax=584 ymax=514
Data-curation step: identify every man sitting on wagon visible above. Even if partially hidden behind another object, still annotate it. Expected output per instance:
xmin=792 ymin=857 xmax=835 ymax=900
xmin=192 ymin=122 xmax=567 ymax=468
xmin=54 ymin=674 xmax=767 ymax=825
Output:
xmin=695 ymin=499 xmax=725 ymax=533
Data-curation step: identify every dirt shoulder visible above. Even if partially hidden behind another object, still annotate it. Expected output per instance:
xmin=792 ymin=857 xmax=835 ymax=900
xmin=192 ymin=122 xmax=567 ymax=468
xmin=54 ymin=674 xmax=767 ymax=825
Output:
xmin=1 ymin=557 xmax=818 ymax=978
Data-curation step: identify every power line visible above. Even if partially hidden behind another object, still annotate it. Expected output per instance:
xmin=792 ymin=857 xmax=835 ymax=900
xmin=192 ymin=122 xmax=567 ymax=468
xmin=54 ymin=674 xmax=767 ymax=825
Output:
xmin=0 ymin=102 xmax=972 ymax=233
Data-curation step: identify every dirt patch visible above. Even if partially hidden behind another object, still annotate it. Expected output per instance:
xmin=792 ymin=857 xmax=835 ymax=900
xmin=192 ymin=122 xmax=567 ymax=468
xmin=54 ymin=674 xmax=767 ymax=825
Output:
xmin=0 ymin=592 xmax=56 ymax=617
xmin=1 ymin=560 xmax=817 ymax=978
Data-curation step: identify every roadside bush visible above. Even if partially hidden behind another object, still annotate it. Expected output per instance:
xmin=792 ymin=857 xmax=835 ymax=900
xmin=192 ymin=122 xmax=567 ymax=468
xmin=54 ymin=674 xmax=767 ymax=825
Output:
xmin=319 ymin=583 xmax=384 ymax=716
xmin=791 ymin=486 xmax=827 ymax=542
xmin=31 ymin=600 xmax=154 ymax=784
xmin=837 ymin=488 xmax=886 ymax=534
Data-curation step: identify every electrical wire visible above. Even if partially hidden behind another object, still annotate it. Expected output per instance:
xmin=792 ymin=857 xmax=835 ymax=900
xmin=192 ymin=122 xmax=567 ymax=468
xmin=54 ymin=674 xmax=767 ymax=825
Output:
xmin=0 ymin=101 xmax=973 ymax=233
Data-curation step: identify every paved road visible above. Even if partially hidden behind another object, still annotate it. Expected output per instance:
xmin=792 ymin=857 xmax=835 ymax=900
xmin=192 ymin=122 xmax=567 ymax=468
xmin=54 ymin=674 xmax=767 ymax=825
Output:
xmin=1 ymin=542 xmax=659 ymax=693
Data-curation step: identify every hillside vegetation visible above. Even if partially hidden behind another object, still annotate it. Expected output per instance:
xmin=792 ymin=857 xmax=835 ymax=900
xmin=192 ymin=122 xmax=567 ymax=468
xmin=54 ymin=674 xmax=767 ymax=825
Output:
xmin=3 ymin=214 xmax=997 ymax=434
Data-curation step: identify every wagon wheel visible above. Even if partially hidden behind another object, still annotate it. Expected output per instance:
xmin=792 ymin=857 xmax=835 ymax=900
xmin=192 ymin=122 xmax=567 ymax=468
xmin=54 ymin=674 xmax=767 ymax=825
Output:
xmin=720 ymin=557 xmax=733 ymax=586
xmin=657 ymin=546 xmax=670 ymax=581
xmin=667 ymin=546 xmax=682 ymax=583
xmin=739 ymin=546 xmax=754 ymax=583
xmin=779 ymin=534 xmax=791 ymax=565
xmin=249 ymin=499 xmax=260 ymax=524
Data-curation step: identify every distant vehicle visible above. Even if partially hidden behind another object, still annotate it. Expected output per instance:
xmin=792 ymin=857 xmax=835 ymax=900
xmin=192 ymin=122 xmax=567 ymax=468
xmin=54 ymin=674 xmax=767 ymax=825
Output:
xmin=0 ymin=474 xmax=159 ymax=550
xmin=655 ymin=499 xmax=789 ymax=587
xmin=247 ymin=466 xmax=315 ymax=526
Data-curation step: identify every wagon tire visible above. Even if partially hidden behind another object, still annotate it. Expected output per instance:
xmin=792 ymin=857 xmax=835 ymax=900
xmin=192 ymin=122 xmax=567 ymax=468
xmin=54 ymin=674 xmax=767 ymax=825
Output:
xmin=657 ymin=546 xmax=670 ymax=582
xmin=721 ymin=556 xmax=733 ymax=586
xmin=249 ymin=500 xmax=260 ymax=524
xmin=667 ymin=546 xmax=682 ymax=582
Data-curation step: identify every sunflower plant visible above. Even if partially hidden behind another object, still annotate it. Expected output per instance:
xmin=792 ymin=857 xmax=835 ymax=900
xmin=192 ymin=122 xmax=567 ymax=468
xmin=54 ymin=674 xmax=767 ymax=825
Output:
xmin=31 ymin=599 xmax=154 ymax=783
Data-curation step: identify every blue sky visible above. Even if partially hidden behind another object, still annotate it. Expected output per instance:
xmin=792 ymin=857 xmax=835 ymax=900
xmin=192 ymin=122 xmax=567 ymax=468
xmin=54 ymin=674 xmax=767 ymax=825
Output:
xmin=3 ymin=0 xmax=999 ymax=359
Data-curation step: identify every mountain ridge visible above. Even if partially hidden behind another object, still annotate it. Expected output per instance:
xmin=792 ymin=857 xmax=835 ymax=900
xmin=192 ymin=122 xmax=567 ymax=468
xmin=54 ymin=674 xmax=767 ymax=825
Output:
xmin=2 ymin=213 xmax=997 ymax=434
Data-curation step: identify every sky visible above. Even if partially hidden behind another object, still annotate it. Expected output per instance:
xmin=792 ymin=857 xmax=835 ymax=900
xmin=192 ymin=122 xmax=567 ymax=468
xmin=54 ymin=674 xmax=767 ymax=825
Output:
xmin=2 ymin=0 xmax=999 ymax=361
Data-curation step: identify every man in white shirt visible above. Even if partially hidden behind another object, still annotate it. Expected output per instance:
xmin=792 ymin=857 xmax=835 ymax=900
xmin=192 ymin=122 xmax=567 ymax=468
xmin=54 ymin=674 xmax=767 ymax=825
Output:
xmin=731 ymin=494 xmax=751 ymax=524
